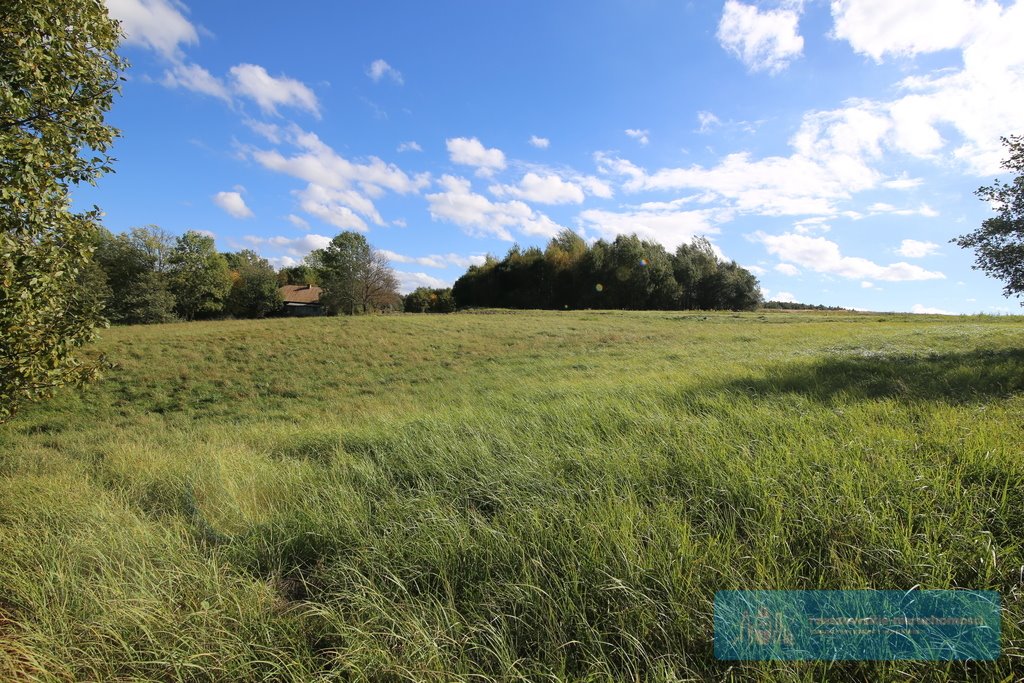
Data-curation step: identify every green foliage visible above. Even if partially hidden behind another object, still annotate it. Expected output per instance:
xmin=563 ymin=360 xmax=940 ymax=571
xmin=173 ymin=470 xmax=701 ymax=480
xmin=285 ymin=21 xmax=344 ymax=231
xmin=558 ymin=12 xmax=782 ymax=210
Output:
xmin=225 ymin=250 xmax=282 ymax=319
xmin=404 ymin=287 xmax=455 ymax=313
xmin=953 ymin=135 xmax=1024 ymax=304
xmin=93 ymin=226 xmax=177 ymax=324
xmin=277 ymin=264 xmax=318 ymax=286
xmin=307 ymin=231 xmax=400 ymax=315
xmin=452 ymin=231 xmax=762 ymax=311
xmin=0 ymin=0 xmax=125 ymax=422
xmin=1 ymin=311 xmax=1022 ymax=680
xmin=168 ymin=231 xmax=232 ymax=321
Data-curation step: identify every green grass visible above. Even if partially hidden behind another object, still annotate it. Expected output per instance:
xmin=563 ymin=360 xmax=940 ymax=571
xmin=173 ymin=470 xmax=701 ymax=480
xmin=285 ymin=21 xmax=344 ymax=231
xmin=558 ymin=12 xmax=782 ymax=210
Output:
xmin=1 ymin=309 xmax=1022 ymax=681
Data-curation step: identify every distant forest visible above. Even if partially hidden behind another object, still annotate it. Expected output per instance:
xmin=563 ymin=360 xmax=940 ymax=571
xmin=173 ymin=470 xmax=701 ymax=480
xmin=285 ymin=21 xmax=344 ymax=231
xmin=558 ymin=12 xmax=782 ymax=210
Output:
xmin=453 ymin=230 xmax=762 ymax=311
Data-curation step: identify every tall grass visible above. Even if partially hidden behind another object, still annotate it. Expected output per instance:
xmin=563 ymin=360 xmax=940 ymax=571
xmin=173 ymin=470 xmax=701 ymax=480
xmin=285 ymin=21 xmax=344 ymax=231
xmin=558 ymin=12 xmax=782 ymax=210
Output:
xmin=1 ymin=310 xmax=1022 ymax=681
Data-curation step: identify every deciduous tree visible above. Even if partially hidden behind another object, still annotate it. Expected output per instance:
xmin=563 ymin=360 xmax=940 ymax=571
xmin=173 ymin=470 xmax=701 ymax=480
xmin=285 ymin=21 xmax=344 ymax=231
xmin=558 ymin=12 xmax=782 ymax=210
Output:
xmin=225 ymin=250 xmax=282 ymax=318
xmin=953 ymin=135 xmax=1024 ymax=305
xmin=308 ymin=232 xmax=400 ymax=314
xmin=1 ymin=0 xmax=125 ymax=421
xmin=167 ymin=231 xmax=232 ymax=321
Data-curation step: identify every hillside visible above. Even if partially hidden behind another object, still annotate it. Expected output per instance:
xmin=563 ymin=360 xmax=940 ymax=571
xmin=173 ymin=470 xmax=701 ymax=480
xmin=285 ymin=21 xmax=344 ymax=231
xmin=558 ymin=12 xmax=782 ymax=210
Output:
xmin=2 ymin=310 xmax=1023 ymax=681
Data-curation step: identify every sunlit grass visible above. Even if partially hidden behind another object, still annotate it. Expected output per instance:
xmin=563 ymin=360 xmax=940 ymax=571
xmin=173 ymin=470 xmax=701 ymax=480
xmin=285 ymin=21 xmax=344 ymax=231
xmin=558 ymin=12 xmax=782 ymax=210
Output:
xmin=2 ymin=310 xmax=1022 ymax=681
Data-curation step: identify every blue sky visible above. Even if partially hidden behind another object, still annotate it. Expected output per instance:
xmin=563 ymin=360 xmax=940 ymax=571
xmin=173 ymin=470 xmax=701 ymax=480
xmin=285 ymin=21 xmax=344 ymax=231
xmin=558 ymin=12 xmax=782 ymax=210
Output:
xmin=86 ymin=0 xmax=1024 ymax=312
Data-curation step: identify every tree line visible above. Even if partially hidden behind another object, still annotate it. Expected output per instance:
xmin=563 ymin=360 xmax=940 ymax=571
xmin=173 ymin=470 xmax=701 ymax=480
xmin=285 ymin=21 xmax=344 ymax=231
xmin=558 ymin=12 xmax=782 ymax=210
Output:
xmin=451 ymin=230 xmax=762 ymax=311
xmin=85 ymin=226 xmax=282 ymax=324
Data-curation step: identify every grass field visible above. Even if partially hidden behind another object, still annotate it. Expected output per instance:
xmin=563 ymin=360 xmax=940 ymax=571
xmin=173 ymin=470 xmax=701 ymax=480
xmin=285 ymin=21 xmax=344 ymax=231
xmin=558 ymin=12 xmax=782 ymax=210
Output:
xmin=1 ymin=309 xmax=1023 ymax=681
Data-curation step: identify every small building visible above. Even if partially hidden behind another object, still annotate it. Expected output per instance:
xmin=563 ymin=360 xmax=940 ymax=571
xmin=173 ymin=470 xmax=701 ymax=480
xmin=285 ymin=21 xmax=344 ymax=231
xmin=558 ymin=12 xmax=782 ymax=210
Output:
xmin=279 ymin=284 xmax=324 ymax=316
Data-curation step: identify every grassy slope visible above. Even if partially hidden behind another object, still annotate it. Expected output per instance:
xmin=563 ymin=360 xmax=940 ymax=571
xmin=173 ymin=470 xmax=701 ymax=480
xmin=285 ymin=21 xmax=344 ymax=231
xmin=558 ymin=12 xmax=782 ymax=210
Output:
xmin=1 ymin=310 xmax=1022 ymax=681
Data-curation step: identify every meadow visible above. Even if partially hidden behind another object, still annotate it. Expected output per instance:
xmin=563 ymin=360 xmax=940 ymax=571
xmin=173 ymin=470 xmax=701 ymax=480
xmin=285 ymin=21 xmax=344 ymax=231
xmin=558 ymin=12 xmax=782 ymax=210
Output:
xmin=1 ymin=309 xmax=1022 ymax=681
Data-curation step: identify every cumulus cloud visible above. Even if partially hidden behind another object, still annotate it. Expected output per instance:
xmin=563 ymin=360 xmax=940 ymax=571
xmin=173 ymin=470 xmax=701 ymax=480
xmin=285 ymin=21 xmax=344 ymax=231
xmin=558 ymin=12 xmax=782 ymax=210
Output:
xmin=773 ymin=291 xmax=798 ymax=303
xmin=830 ymin=0 xmax=994 ymax=62
xmin=244 ymin=233 xmax=332 ymax=258
xmin=754 ymin=231 xmax=946 ymax=281
xmin=717 ymin=0 xmax=805 ymax=73
xmin=896 ymin=239 xmax=941 ymax=258
xmin=529 ymin=135 xmax=551 ymax=149
xmin=162 ymin=63 xmax=231 ymax=101
xmin=395 ymin=272 xmax=450 ymax=294
xmin=775 ymin=263 xmax=801 ymax=276
xmin=490 ymin=172 xmax=586 ymax=205
xmin=426 ymin=175 xmax=564 ymax=240
xmin=105 ymin=0 xmax=198 ymax=59
xmin=295 ymin=184 xmax=373 ymax=232
xmin=379 ymin=250 xmax=486 ymax=269
xmin=367 ymin=59 xmax=404 ymax=84
xmin=212 ymin=190 xmax=253 ymax=219
xmin=830 ymin=1 xmax=1024 ymax=174
xmin=251 ymin=126 xmax=429 ymax=229
xmin=397 ymin=141 xmax=423 ymax=152
xmin=625 ymin=129 xmax=650 ymax=146
xmin=446 ymin=137 xmax=507 ymax=177
xmin=578 ymin=206 xmax=724 ymax=251
xmin=229 ymin=64 xmax=320 ymax=117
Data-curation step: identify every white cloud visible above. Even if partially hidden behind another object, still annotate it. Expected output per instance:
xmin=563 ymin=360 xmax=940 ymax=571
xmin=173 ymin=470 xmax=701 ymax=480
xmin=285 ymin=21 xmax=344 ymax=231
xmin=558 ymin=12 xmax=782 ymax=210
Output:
xmin=755 ymin=231 xmax=946 ymax=281
xmin=254 ymin=128 xmax=429 ymax=195
xmin=194 ymin=229 xmax=216 ymax=239
xmin=529 ymin=135 xmax=551 ymax=149
xmin=162 ymin=63 xmax=230 ymax=101
xmin=579 ymin=175 xmax=615 ymax=199
xmin=229 ymin=64 xmax=320 ymax=117
xmin=268 ymin=255 xmax=300 ymax=269
xmin=295 ymin=184 xmax=372 ymax=232
xmin=244 ymin=119 xmax=283 ymax=144
xmin=397 ymin=141 xmax=423 ymax=152
xmin=867 ymin=202 xmax=939 ymax=217
xmin=793 ymin=217 xmax=832 ymax=234
xmin=212 ymin=190 xmax=253 ymax=219
xmin=395 ymin=272 xmax=450 ymax=294
xmin=596 ymin=100 xmax=904 ymax=218
xmin=578 ymin=206 xmax=724 ymax=251
xmin=105 ymin=0 xmax=198 ymax=59
xmin=830 ymin=0 xmax=994 ymax=62
xmin=490 ymin=172 xmax=586 ymax=205
xmin=252 ymin=127 xmax=429 ymax=229
xmin=717 ymin=0 xmax=805 ymax=74
xmin=698 ymin=111 xmax=721 ymax=133
xmin=598 ymin=149 xmax=860 ymax=217
xmin=286 ymin=214 xmax=310 ymax=230
xmin=775 ymin=263 xmax=801 ymax=276
xmin=367 ymin=59 xmax=404 ymax=85
xmin=426 ymin=175 xmax=564 ymax=240
xmin=828 ymin=1 xmax=1024 ymax=175
xmin=911 ymin=304 xmax=954 ymax=314
xmin=244 ymin=233 xmax=332 ymax=258
xmin=861 ymin=281 xmax=875 ymax=288
xmin=774 ymin=291 xmax=798 ymax=303
xmin=896 ymin=239 xmax=941 ymax=258
xmin=625 ymin=129 xmax=650 ymax=146
xmin=882 ymin=173 xmax=924 ymax=189
xmin=745 ymin=264 xmax=768 ymax=275
xmin=446 ymin=137 xmax=507 ymax=177
xmin=379 ymin=250 xmax=486 ymax=269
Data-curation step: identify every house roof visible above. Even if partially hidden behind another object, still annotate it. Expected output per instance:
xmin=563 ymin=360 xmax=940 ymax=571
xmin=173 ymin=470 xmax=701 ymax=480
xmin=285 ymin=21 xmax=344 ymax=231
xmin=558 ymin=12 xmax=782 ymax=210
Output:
xmin=279 ymin=284 xmax=323 ymax=304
